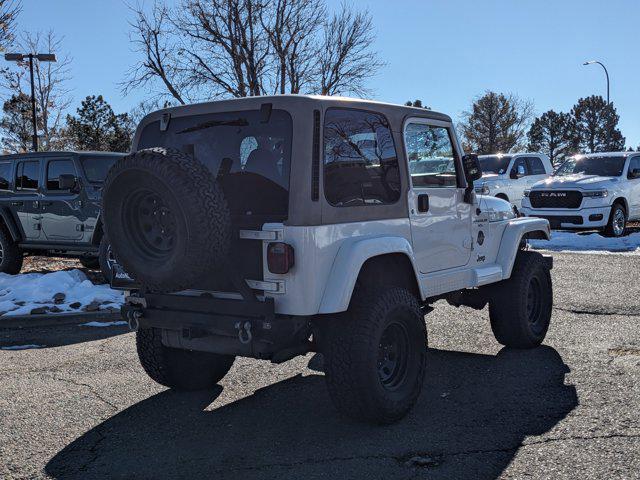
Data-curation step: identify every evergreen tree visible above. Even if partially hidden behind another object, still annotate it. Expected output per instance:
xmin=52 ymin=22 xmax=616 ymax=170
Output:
xmin=527 ymin=110 xmax=578 ymax=166
xmin=460 ymin=91 xmax=533 ymax=154
xmin=0 ymin=93 xmax=36 ymax=153
xmin=405 ymin=99 xmax=430 ymax=109
xmin=66 ymin=95 xmax=133 ymax=152
xmin=570 ymin=95 xmax=625 ymax=153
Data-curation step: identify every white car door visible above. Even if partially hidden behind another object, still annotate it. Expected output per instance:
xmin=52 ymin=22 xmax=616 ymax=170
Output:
xmin=404 ymin=119 xmax=472 ymax=273
xmin=509 ymin=157 xmax=530 ymax=207
xmin=627 ymin=156 xmax=640 ymax=219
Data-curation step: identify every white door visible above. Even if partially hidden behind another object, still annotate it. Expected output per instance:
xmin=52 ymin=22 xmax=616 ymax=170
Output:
xmin=404 ymin=120 xmax=472 ymax=273
xmin=627 ymin=156 xmax=640 ymax=219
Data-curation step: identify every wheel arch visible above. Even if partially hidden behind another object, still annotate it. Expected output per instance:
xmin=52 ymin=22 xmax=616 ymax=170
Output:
xmin=318 ymin=236 xmax=423 ymax=314
xmin=0 ymin=207 xmax=22 ymax=242
xmin=91 ymin=215 xmax=104 ymax=245
xmin=496 ymin=217 xmax=551 ymax=279
xmin=495 ymin=193 xmax=509 ymax=202
xmin=611 ymin=197 xmax=628 ymax=213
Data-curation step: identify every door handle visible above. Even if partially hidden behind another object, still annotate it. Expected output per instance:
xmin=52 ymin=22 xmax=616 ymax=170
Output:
xmin=417 ymin=194 xmax=430 ymax=213
xmin=11 ymin=201 xmax=23 ymax=206
xmin=41 ymin=201 xmax=53 ymax=206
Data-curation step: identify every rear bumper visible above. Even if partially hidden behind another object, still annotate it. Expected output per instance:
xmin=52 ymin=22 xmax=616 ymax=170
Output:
xmin=520 ymin=205 xmax=610 ymax=229
xmin=122 ymin=292 xmax=309 ymax=359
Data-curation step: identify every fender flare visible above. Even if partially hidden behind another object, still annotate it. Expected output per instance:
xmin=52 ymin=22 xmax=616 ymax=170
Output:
xmin=0 ymin=207 xmax=22 ymax=242
xmin=318 ymin=235 xmax=423 ymax=314
xmin=496 ymin=217 xmax=550 ymax=279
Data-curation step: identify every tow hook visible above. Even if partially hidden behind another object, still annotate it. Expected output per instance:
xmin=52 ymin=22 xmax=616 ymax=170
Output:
xmin=235 ymin=321 xmax=252 ymax=344
xmin=126 ymin=309 xmax=142 ymax=331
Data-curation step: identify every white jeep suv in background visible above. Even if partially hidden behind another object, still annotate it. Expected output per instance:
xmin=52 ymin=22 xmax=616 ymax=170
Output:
xmin=476 ymin=153 xmax=553 ymax=209
xmin=521 ymin=152 xmax=640 ymax=237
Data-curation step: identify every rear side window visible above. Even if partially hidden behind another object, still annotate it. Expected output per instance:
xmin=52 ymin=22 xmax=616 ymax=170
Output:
xmin=527 ymin=157 xmax=546 ymax=175
xmin=15 ymin=161 xmax=39 ymax=191
xmin=47 ymin=160 xmax=76 ymax=190
xmin=323 ymin=108 xmax=400 ymax=206
xmin=0 ymin=162 xmax=11 ymax=190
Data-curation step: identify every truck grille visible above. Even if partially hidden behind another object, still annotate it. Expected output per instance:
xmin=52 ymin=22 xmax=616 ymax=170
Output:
xmin=529 ymin=190 xmax=582 ymax=209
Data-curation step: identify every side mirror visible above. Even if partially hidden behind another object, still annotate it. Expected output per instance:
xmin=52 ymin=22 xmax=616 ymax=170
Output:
xmin=629 ymin=168 xmax=640 ymax=179
xmin=462 ymin=153 xmax=482 ymax=185
xmin=58 ymin=174 xmax=78 ymax=191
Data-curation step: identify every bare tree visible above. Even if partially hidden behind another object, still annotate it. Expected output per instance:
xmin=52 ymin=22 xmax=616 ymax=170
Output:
xmin=123 ymin=0 xmax=383 ymax=102
xmin=315 ymin=6 xmax=382 ymax=96
xmin=0 ymin=0 xmax=20 ymax=51
xmin=1 ymin=30 xmax=72 ymax=150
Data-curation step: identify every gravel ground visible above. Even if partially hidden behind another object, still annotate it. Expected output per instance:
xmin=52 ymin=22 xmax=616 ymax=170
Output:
xmin=0 ymin=252 xmax=639 ymax=479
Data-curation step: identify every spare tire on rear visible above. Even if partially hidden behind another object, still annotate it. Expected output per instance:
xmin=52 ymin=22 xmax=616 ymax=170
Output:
xmin=102 ymin=147 xmax=231 ymax=292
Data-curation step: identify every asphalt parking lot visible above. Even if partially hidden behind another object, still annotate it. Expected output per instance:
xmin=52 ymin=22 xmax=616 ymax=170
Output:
xmin=1 ymin=252 xmax=639 ymax=480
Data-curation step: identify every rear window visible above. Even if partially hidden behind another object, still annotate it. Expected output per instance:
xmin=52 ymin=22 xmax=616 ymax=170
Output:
xmin=138 ymin=109 xmax=292 ymax=218
xmin=80 ymin=155 xmax=121 ymax=183
xmin=479 ymin=155 xmax=512 ymax=175
xmin=47 ymin=159 xmax=76 ymax=190
xmin=0 ymin=162 xmax=11 ymax=190
xmin=15 ymin=161 xmax=39 ymax=190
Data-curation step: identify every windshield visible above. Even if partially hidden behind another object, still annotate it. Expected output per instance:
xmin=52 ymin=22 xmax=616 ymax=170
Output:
xmin=80 ymin=155 xmax=123 ymax=182
xmin=478 ymin=155 xmax=512 ymax=174
xmin=554 ymin=156 xmax=626 ymax=177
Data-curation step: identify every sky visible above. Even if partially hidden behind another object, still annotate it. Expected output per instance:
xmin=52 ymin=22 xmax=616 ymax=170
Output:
xmin=14 ymin=0 xmax=640 ymax=147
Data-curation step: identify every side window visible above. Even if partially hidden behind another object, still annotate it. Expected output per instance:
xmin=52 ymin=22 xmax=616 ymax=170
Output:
xmin=512 ymin=157 xmax=529 ymax=177
xmin=527 ymin=157 xmax=546 ymax=175
xmin=405 ymin=123 xmax=458 ymax=187
xmin=15 ymin=161 xmax=39 ymax=191
xmin=323 ymin=108 xmax=400 ymax=206
xmin=0 ymin=162 xmax=12 ymax=190
xmin=629 ymin=157 xmax=640 ymax=179
xmin=47 ymin=160 xmax=76 ymax=191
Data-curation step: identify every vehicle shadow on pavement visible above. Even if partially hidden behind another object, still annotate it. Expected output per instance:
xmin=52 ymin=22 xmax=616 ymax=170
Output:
xmin=45 ymin=346 xmax=578 ymax=480
xmin=0 ymin=324 xmax=129 ymax=350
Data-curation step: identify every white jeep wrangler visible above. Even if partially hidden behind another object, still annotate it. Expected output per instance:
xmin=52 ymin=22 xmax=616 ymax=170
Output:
xmin=102 ymin=96 xmax=553 ymax=424
xmin=476 ymin=153 xmax=553 ymax=210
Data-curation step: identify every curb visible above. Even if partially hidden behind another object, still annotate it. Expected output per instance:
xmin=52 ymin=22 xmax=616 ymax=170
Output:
xmin=0 ymin=310 xmax=123 ymax=329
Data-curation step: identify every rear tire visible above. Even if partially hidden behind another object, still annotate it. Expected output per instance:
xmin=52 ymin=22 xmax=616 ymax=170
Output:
xmin=0 ymin=225 xmax=23 ymax=274
xmin=489 ymin=251 xmax=552 ymax=348
xmin=324 ymin=286 xmax=427 ymax=424
xmin=602 ymin=203 xmax=626 ymax=238
xmin=136 ymin=327 xmax=235 ymax=391
xmin=102 ymin=147 xmax=231 ymax=292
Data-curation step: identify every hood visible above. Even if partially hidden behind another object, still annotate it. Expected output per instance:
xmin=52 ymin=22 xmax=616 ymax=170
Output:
xmin=533 ymin=174 xmax=619 ymax=190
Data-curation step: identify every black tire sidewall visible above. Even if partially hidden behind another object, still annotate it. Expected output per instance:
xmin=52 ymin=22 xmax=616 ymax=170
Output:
xmin=0 ymin=226 xmax=22 ymax=274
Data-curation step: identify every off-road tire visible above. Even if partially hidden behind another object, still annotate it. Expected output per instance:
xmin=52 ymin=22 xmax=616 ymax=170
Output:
xmin=98 ymin=235 xmax=112 ymax=283
xmin=136 ymin=327 xmax=235 ymax=390
xmin=489 ymin=251 xmax=552 ymax=348
xmin=324 ymin=287 xmax=427 ymax=424
xmin=0 ymin=225 xmax=23 ymax=274
xmin=102 ymin=147 xmax=231 ymax=292
xmin=602 ymin=203 xmax=627 ymax=238
xmin=79 ymin=257 xmax=100 ymax=270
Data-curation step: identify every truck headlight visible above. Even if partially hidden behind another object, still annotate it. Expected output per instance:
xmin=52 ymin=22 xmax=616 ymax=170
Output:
xmin=488 ymin=209 xmax=516 ymax=222
xmin=583 ymin=189 xmax=608 ymax=198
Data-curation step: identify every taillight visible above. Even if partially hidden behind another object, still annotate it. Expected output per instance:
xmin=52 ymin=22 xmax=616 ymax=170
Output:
xmin=267 ymin=242 xmax=295 ymax=274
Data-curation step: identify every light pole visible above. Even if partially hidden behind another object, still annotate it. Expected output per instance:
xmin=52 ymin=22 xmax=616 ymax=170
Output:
xmin=583 ymin=60 xmax=610 ymax=104
xmin=4 ymin=52 xmax=57 ymax=152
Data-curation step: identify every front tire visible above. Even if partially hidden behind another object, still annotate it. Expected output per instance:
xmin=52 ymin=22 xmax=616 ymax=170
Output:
xmin=602 ymin=203 xmax=626 ymax=237
xmin=324 ymin=287 xmax=427 ymax=424
xmin=136 ymin=327 xmax=235 ymax=391
xmin=489 ymin=251 xmax=553 ymax=348
xmin=0 ymin=225 xmax=23 ymax=274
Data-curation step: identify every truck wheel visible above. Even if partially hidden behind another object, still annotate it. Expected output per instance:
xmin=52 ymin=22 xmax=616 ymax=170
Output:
xmin=489 ymin=251 xmax=552 ymax=349
xmin=136 ymin=327 xmax=235 ymax=391
xmin=0 ymin=225 xmax=23 ymax=274
xmin=102 ymin=147 xmax=231 ymax=292
xmin=98 ymin=235 xmax=112 ymax=283
xmin=602 ymin=203 xmax=626 ymax=237
xmin=324 ymin=287 xmax=427 ymax=424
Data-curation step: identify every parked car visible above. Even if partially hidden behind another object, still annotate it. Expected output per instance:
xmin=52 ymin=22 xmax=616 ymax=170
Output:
xmin=102 ymin=95 xmax=553 ymax=424
xmin=476 ymin=153 xmax=553 ymax=209
xmin=0 ymin=151 xmax=125 ymax=277
xmin=521 ymin=152 xmax=640 ymax=237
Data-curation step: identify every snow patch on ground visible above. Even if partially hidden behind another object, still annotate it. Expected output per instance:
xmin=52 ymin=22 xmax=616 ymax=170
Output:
xmin=530 ymin=230 xmax=640 ymax=254
xmin=0 ymin=270 xmax=124 ymax=317
xmin=80 ymin=321 xmax=128 ymax=328
xmin=1 ymin=344 xmax=44 ymax=350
